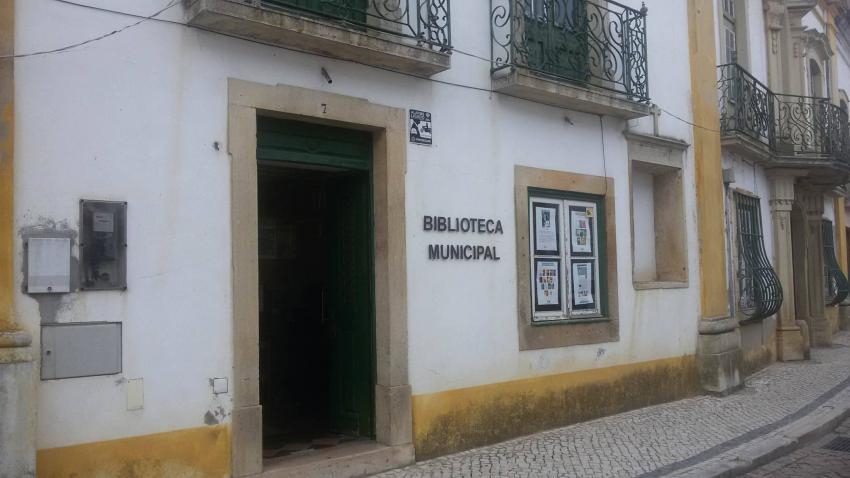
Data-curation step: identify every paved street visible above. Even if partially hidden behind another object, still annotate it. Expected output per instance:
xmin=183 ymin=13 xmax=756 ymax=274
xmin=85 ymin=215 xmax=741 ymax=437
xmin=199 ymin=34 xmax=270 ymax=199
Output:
xmin=374 ymin=332 xmax=850 ymax=478
xmin=744 ymin=417 xmax=850 ymax=477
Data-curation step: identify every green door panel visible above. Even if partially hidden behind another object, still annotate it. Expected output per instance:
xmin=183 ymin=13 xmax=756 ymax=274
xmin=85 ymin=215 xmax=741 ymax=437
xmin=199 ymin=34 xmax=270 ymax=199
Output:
xmin=523 ymin=0 xmax=588 ymax=80
xmin=327 ymin=171 xmax=374 ymax=437
xmin=257 ymin=117 xmax=372 ymax=171
xmin=262 ymin=0 xmax=369 ymax=24
xmin=258 ymin=117 xmax=375 ymax=439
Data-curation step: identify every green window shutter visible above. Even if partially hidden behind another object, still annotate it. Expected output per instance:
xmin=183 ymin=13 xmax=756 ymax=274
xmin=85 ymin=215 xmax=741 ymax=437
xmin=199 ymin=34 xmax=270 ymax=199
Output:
xmin=521 ymin=0 xmax=589 ymax=82
xmin=257 ymin=117 xmax=372 ymax=171
xmin=260 ymin=0 xmax=368 ymax=24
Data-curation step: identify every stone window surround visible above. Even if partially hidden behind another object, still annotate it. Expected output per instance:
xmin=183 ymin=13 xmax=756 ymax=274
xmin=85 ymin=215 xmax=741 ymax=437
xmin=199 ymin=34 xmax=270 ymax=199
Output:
xmin=228 ymin=79 xmax=412 ymax=477
xmin=625 ymin=131 xmax=690 ymax=290
xmin=515 ymin=165 xmax=619 ymax=351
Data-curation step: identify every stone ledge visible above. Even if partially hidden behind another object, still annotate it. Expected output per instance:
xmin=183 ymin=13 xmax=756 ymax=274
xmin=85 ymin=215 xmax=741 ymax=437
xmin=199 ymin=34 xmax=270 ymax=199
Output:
xmin=0 ymin=330 xmax=33 ymax=364
xmin=187 ymin=0 xmax=451 ymax=77
xmin=261 ymin=442 xmax=414 ymax=478
xmin=0 ymin=329 xmax=32 ymax=348
xmin=493 ymin=68 xmax=651 ymax=119
xmin=633 ymin=281 xmax=689 ymax=290
xmin=765 ymin=156 xmax=850 ymax=184
xmin=721 ymin=133 xmax=772 ymax=162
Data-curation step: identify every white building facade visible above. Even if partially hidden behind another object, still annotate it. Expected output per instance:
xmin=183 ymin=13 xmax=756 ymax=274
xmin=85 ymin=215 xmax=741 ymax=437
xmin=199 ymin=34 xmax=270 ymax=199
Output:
xmin=1 ymin=0 xmax=849 ymax=477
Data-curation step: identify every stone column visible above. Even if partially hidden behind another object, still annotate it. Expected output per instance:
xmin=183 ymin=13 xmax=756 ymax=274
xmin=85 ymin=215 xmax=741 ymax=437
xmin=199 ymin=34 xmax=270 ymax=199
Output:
xmin=690 ymin=0 xmax=742 ymax=393
xmin=801 ymin=189 xmax=832 ymax=346
xmin=0 ymin=0 xmax=37 ymax=475
xmin=763 ymin=0 xmax=788 ymax=92
xmin=768 ymin=171 xmax=806 ymax=361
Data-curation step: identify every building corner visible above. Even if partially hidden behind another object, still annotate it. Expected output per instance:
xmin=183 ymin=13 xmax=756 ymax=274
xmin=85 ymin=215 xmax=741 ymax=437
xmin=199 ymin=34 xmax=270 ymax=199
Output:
xmin=689 ymin=0 xmax=743 ymax=393
xmin=0 ymin=0 xmax=37 ymax=475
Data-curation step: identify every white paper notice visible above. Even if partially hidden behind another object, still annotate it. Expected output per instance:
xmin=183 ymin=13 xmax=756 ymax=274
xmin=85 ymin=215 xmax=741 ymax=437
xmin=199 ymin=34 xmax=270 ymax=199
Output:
xmin=536 ymin=260 xmax=560 ymax=307
xmin=535 ymin=205 xmax=558 ymax=253
xmin=570 ymin=210 xmax=592 ymax=254
xmin=93 ymin=212 xmax=115 ymax=233
xmin=572 ymin=262 xmax=594 ymax=305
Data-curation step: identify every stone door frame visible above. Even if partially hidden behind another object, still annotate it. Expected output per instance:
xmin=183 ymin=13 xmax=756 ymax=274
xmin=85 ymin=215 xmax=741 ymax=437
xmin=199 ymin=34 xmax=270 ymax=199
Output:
xmin=227 ymin=79 xmax=412 ymax=476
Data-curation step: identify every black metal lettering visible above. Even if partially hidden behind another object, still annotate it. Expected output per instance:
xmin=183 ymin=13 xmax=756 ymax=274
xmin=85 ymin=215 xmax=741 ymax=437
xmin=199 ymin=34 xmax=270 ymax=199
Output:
xmin=423 ymin=216 xmax=433 ymax=231
xmin=448 ymin=217 xmax=458 ymax=232
xmin=428 ymin=244 xmax=439 ymax=259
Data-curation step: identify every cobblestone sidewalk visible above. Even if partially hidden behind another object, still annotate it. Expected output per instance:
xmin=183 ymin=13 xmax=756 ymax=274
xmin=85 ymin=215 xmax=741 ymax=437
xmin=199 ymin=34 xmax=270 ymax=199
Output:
xmin=744 ymin=417 xmax=850 ymax=477
xmin=374 ymin=332 xmax=850 ymax=478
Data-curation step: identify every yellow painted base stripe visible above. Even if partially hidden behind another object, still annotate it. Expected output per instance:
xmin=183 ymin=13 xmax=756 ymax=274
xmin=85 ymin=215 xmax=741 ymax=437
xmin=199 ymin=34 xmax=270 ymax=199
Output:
xmin=412 ymin=355 xmax=700 ymax=459
xmin=37 ymin=425 xmax=230 ymax=478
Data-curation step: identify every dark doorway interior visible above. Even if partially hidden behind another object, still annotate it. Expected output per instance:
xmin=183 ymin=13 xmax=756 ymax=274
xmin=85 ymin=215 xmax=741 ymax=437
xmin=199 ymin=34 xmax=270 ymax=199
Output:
xmin=257 ymin=118 xmax=375 ymax=460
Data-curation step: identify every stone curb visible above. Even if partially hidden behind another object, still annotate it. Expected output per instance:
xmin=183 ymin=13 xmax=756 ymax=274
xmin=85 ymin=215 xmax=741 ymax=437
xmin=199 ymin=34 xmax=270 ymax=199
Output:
xmin=668 ymin=388 xmax=850 ymax=477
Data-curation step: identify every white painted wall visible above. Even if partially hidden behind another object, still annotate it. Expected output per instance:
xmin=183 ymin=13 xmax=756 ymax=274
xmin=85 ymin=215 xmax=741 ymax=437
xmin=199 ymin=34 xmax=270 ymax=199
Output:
xmin=15 ymin=0 xmax=700 ymax=450
xmin=825 ymin=197 xmax=836 ymax=223
xmin=803 ymin=7 xmax=827 ymax=34
xmin=631 ymin=169 xmax=657 ymax=282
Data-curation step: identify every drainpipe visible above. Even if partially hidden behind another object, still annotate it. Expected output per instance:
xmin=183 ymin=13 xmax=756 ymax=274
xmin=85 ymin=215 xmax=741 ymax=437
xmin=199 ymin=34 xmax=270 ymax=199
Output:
xmin=0 ymin=0 xmax=37 ymax=474
xmin=723 ymin=168 xmax=737 ymax=321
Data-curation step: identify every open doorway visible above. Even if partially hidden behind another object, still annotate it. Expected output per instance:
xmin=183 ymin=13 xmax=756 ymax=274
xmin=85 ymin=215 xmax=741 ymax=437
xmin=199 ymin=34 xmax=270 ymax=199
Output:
xmin=257 ymin=117 xmax=375 ymax=461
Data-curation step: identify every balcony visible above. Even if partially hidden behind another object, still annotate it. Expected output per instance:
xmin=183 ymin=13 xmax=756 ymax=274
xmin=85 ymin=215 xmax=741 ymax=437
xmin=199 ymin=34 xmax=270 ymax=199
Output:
xmin=718 ymin=63 xmax=850 ymax=177
xmin=490 ymin=0 xmax=651 ymax=119
xmin=187 ymin=0 xmax=452 ymax=77
xmin=717 ymin=63 xmax=775 ymax=159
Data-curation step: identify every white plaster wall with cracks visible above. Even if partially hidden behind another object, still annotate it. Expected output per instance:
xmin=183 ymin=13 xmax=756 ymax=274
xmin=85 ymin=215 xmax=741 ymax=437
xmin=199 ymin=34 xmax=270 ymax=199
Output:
xmin=15 ymin=0 xmax=700 ymax=451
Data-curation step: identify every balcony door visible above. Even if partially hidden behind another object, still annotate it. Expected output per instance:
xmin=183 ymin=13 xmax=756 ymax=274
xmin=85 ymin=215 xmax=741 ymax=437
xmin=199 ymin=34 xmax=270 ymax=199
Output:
xmin=267 ymin=0 xmax=368 ymax=24
xmin=523 ymin=0 xmax=588 ymax=80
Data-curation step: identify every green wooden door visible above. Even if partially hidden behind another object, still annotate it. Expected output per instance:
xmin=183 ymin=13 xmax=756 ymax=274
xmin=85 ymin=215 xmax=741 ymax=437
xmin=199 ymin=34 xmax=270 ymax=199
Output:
xmin=327 ymin=171 xmax=374 ymax=437
xmin=257 ymin=117 xmax=374 ymax=438
xmin=264 ymin=0 xmax=368 ymax=24
xmin=524 ymin=0 xmax=588 ymax=80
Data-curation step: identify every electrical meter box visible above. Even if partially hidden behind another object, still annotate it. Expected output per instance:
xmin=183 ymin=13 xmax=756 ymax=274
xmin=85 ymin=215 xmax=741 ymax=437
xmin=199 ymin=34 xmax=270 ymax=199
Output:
xmin=27 ymin=237 xmax=71 ymax=294
xmin=80 ymin=200 xmax=127 ymax=290
xmin=41 ymin=322 xmax=122 ymax=380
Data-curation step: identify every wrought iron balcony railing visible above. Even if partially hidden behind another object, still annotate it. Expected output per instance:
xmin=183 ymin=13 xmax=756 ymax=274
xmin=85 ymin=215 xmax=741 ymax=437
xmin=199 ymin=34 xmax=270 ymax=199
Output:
xmin=718 ymin=63 xmax=850 ymax=163
xmin=261 ymin=0 xmax=451 ymax=51
xmin=490 ymin=0 xmax=649 ymax=102
xmin=718 ymin=63 xmax=774 ymax=147
xmin=775 ymin=93 xmax=849 ymax=159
